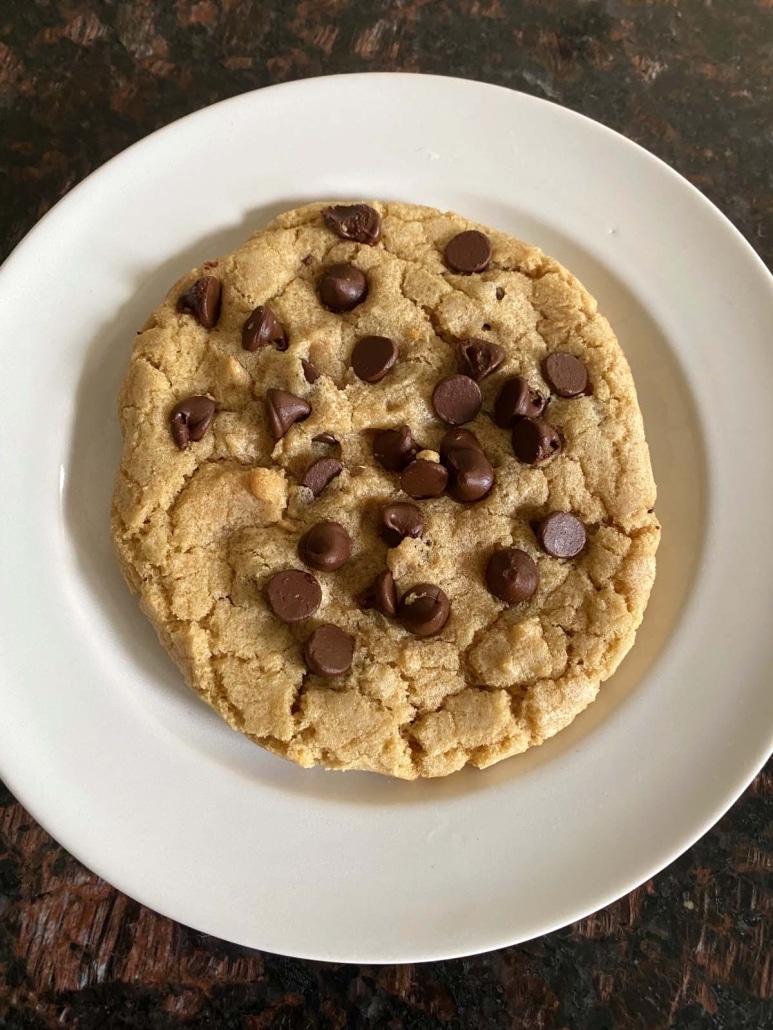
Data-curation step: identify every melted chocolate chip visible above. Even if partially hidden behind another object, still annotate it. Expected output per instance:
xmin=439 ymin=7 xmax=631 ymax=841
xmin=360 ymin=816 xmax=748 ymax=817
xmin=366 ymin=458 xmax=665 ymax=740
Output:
xmin=266 ymin=389 xmax=311 ymax=441
xmin=380 ymin=503 xmax=425 ymax=547
xmin=303 ymin=623 xmax=354 ymax=677
xmin=458 ymin=338 xmax=505 ymax=382
xmin=432 ymin=375 xmax=483 ymax=426
xmin=299 ymin=521 xmax=352 ymax=571
xmin=511 ymin=417 xmax=562 ymax=465
xmin=301 ymin=457 xmax=343 ymax=496
xmin=401 ymin=459 xmax=448 ymax=499
xmin=439 ymin=428 xmax=484 ymax=462
xmin=493 ymin=377 xmax=547 ymax=428
xmin=444 ymin=447 xmax=494 ymax=502
xmin=373 ymin=426 xmax=418 ymax=472
xmin=444 ymin=230 xmax=492 ymax=274
xmin=537 ymin=512 xmax=587 ymax=558
xmin=177 ymin=275 xmax=221 ymax=328
xmin=169 ymin=395 xmax=216 ymax=450
xmin=485 ymin=549 xmax=539 ymax=604
xmin=242 ymin=305 xmax=288 ymax=351
xmin=302 ymin=359 xmax=320 ymax=383
xmin=312 ymin=432 xmax=337 ymax=446
xmin=398 ymin=583 xmax=451 ymax=637
xmin=351 ymin=335 xmax=398 ymax=383
xmin=495 ymin=286 xmax=505 ymax=300
xmin=542 ymin=352 xmax=588 ymax=398
xmin=358 ymin=570 xmax=398 ymax=617
xmin=265 ymin=569 xmax=321 ymax=622
xmin=318 ymin=263 xmax=368 ymax=312
xmin=321 ymin=203 xmax=382 ymax=245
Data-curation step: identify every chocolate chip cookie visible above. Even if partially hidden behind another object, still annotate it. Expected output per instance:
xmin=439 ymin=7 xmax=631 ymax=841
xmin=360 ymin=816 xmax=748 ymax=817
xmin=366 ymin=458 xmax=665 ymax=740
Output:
xmin=111 ymin=201 xmax=659 ymax=779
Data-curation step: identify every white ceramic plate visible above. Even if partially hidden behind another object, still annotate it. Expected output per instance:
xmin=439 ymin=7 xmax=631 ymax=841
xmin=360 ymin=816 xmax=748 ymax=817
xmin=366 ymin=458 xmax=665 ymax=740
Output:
xmin=1 ymin=74 xmax=772 ymax=963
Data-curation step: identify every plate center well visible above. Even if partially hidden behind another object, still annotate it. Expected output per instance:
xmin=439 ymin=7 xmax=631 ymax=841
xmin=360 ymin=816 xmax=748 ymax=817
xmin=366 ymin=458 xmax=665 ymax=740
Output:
xmin=62 ymin=202 xmax=708 ymax=807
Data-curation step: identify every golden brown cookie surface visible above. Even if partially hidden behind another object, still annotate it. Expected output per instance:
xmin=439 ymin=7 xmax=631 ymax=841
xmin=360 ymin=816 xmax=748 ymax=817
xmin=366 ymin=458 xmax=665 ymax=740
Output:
xmin=111 ymin=201 xmax=659 ymax=779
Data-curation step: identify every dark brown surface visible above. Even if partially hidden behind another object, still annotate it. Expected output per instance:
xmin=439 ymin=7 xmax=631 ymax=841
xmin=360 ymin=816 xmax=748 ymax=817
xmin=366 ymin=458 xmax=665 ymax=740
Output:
xmin=1 ymin=1 xmax=771 ymax=1026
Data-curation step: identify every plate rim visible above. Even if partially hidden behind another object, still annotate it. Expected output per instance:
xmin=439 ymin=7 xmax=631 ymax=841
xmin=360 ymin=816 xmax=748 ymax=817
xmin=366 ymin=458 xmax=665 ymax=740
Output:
xmin=4 ymin=73 xmax=772 ymax=294
xmin=1 ymin=72 xmax=772 ymax=963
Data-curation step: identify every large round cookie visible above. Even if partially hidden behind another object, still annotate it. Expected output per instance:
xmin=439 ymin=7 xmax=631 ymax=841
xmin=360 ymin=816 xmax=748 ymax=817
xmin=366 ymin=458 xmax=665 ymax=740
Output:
xmin=111 ymin=201 xmax=659 ymax=779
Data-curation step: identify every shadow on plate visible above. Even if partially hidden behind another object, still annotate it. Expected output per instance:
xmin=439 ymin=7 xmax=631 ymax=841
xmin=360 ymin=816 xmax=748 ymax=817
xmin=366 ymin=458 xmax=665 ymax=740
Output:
xmin=64 ymin=198 xmax=708 ymax=809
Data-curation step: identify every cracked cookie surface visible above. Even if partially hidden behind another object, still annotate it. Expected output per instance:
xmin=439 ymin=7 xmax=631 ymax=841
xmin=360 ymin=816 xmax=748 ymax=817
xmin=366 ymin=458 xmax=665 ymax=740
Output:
xmin=111 ymin=201 xmax=659 ymax=779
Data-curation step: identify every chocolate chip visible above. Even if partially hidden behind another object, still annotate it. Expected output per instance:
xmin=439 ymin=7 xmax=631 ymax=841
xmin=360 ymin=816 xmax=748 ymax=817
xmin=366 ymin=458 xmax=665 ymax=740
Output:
xmin=485 ymin=549 xmax=539 ymax=604
xmin=303 ymin=623 xmax=354 ymax=677
xmin=495 ymin=287 xmax=505 ymax=300
xmin=169 ymin=395 xmax=216 ymax=450
xmin=511 ymin=417 xmax=562 ymax=464
xmin=351 ymin=335 xmax=398 ymax=383
xmin=318 ymin=263 xmax=368 ymax=312
xmin=301 ymin=457 xmax=343 ymax=496
xmin=537 ymin=512 xmax=587 ymax=558
xmin=321 ymin=203 xmax=382 ymax=245
xmin=242 ymin=304 xmax=288 ymax=351
xmin=312 ymin=432 xmax=337 ymax=446
xmin=266 ymin=388 xmax=311 ymax=440
xmin=458 ymin=338 xmax=505 ymax=382
xmin=401 ymin=459 xmax=448 ymax=499
xmin=439 ymin=428 xmax=484 ymax=462
xmin=299 ymin=521 xmax=352 ymax=571
xmin=177 ymin=275 xmax=221 ymax=328
xmin=358 ymin=570 xmax=397 ymax=617
xmin=432 ymin=375 xmax=483 ymax=425
xmin=265 ymin=569 xmax=321 ymax=623
xmin=444 ymin=230 xmax=492 ymax=274
xmin=302 ymin=359 xmax=320 ymax=383
xmin=493 ymin=376 xmax=547 ymax=428
xmin=444 ymin=448 xmax=494 ymax=502
xmin=380 ymin=503 xmax=425 ymax=547
xmin=398 ymin=583 xmax=451 ymax=637
xmin=302 ymin=254 xmax=314 ymax=266
xmin=542 ymin=352 xmax=588 ymax=398
xmin=439 ymin=424 xmax=493 ymax=501
xmin=373 ymin=426 xmax=418 ymax=472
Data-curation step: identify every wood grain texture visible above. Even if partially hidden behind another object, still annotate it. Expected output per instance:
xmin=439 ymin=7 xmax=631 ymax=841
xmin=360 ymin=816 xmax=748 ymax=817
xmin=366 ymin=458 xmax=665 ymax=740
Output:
xmin=1 ymin=0 xmax=771 ymax=1026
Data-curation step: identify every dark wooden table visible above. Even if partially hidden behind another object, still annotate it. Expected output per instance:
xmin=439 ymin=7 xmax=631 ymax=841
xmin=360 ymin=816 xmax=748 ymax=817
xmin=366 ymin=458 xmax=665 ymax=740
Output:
xmin=1 ymin=2 xmax=771 ymax=1027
